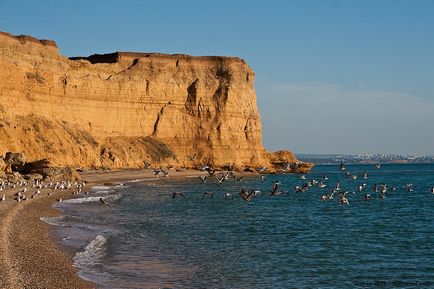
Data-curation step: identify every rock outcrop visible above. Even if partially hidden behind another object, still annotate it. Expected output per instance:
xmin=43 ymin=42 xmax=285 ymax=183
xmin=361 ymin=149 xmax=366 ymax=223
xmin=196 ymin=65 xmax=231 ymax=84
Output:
xmin=0 ymin=31 xmax=312 ymax=172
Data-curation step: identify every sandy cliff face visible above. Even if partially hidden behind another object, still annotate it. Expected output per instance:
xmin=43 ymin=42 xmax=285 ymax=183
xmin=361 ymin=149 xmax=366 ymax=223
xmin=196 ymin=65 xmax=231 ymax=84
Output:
xmin=0 ymin=31 xmax=312 ymax=172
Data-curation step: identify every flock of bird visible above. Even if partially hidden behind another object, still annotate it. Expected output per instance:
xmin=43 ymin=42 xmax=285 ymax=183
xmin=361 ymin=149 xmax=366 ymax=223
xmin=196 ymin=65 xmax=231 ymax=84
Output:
xmin=2 ymin=163 xmax=433 ymax=207
xmin=0 ymin=179 xmax=88 ymax=204
xmin=171 ymin=163 xmax=434 ymax=205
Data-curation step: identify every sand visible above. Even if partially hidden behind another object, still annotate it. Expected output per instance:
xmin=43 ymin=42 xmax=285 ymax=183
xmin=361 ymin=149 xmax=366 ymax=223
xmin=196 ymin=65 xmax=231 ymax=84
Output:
xmin=0 ymin=169 xmax=204 ymax=289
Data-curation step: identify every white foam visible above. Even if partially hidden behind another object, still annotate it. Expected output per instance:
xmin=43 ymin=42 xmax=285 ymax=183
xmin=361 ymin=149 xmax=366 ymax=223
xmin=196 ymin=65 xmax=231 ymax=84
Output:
xmin=62 ymin=194 xmax=122 ymax=204
xmin=40 ymin=216 xmax=67 ymax=226
xmin=93 ymin=190 xmax=110 ymax=194
xmin=125 ymin=178 xmax=146 ymax=183
xmin=73 ymin=234 xmax=107 ymax=267
xmin=91 ymin=186 xmax=113 ymax=192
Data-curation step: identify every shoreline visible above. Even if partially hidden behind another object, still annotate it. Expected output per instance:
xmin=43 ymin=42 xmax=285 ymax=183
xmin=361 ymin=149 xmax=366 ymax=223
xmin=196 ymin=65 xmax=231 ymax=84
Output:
xmin=0 ymin=168 xmax=205 ymax=289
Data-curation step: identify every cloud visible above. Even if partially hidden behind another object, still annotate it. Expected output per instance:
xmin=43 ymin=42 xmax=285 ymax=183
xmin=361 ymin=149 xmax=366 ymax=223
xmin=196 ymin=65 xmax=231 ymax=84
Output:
xmin=258 ymin=83 xmax=434 ymax=155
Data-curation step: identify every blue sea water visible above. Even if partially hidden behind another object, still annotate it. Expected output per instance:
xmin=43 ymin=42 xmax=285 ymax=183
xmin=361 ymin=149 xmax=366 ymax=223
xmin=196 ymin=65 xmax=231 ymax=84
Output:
xmin=46 ymin=164 xmax=434 ymax=289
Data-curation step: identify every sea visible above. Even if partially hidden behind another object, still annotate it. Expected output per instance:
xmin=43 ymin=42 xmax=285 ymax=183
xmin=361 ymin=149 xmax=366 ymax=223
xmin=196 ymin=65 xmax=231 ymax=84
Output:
xmin=42 ymin=164 xmax=434 ymax=289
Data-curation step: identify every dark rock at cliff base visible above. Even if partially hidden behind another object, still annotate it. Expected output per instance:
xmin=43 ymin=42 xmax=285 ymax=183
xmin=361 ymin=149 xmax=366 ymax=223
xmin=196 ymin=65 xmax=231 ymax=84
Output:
xmin=20 ymin=158 xmax=80 ymax=182
xmin=3 ymin=152 xmax=26 ymax=172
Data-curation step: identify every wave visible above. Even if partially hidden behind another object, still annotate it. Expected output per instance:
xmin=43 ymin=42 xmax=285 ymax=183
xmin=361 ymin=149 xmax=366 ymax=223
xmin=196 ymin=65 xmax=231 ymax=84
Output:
xmin=62 ymin=193 xmax=122 ymax=204
xmin=91 ymin=185 xmax=113 ymax=192
xmin=40 ymin=216 xmax=67 ymax=226
xmin=73 ymin=234 xmax=107 ymax=268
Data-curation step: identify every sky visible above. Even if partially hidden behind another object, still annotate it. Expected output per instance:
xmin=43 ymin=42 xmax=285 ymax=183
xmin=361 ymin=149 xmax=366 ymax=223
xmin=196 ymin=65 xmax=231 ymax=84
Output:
xmin=1 ymin=0 xmax=433 ymax=155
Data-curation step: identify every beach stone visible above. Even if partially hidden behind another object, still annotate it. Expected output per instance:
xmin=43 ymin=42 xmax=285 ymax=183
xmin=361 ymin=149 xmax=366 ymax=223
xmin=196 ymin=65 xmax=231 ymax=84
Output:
xmin=41 ymin=167 xmax=81 ymax=182
xmin=4 ymin=164 xmax=13 ymax=174
xmin=0 ymin=157 xmax=7 ymax=172
xmin=3 ymin=152 xmax=26 ymax=172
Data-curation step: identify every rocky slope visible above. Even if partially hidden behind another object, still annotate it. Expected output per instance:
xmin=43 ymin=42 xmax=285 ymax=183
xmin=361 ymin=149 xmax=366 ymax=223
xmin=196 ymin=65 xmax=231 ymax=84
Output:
xmin=0 ymin=31 xmax=312 ymax=173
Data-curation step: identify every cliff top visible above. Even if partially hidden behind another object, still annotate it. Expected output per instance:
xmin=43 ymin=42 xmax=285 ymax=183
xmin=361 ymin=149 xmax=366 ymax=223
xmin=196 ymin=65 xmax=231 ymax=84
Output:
xmin=0 ymin=31 xmax=58 ymax=48
xmin=69 ymin=52 xmax=246 ymax=65
xmin=0 ymin=31 xmax=246 ymax=65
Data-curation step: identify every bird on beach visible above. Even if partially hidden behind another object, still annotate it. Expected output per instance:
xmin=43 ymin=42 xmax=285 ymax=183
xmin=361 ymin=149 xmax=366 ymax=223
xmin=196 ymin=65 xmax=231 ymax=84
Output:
xmin=1 ymin=194 xmax=5 ymax=202
xmin=187 ymin=153 xmax=197 ymax=161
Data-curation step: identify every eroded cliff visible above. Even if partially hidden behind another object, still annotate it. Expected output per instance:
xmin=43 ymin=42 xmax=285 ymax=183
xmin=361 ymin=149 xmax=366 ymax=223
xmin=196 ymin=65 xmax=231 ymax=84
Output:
xmin=0 ymin=31 xmax=312 ymax=173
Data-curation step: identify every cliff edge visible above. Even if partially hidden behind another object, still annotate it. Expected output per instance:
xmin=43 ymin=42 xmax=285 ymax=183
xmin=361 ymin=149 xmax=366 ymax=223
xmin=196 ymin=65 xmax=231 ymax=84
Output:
xmin=0 ymin=31 xmax=313 ymax=173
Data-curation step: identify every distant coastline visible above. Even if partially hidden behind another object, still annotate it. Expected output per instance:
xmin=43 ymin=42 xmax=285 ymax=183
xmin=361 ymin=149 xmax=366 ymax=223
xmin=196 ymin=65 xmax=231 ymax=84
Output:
xmin=296 ymin=153 xmax=434 ymax=165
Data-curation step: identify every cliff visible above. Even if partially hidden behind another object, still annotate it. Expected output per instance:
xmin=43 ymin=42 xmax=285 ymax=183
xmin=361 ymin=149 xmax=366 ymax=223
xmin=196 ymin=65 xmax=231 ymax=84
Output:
xmin=0 ymin=31 xmax=312 ymax=173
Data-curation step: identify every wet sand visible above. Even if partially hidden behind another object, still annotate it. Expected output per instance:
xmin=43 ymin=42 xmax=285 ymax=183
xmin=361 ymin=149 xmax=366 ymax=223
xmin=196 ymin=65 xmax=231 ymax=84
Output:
xmin=0 ymin=168 xmax=204 ymax=289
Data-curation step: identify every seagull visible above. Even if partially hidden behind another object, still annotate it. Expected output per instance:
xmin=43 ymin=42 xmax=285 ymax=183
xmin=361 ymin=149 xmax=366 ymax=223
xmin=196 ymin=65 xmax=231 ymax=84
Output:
xmin=406 ymin=183 xmax=414 ymax=192
xmin=187 ymin=154 xmax=197 ymax=161
xmin=239 ymin=188 xmax=255 ymax=202
xmin=172 ymin=192 xmax=186 ymax=199
xmin=261 ymin=175 xmax=265 ymax=182
xmin=206 ymin=168 xmax=216 ymax=177
xmin=431 ymin=187 xmax=434 ymax=194
xmin=339 ymin=162 xmax=346 ymax=171
xmin=334 ymin=181 xmax=341 ymax=191
xmin=318 ymin=182 xmax=326 ymax=189
xmin=99 ymin=197 xmax=111 ymax=206
xmin=271 ymin=180 xmax=281 ymax=194
xmin=202 ymin=191 xmax=213 ymax=199
xmin=216 ymin=175 xmax=225 ymax=187
xmin=320 ymin=192 xmax=334 ymax=201
xmin=224 ymin=193 xmax=233 ymax=200
xmin=1 ymin=194 xmax=5 ymax=202
xmin=256 ymin=166 xmax=267 ymax=173
xmin=199 ymin=175 xmax=207 ymax=183
xmin=338 ymin=192 xmax=349 ymax=205
xmin=375 ymin=164 xmax=381 ymax=169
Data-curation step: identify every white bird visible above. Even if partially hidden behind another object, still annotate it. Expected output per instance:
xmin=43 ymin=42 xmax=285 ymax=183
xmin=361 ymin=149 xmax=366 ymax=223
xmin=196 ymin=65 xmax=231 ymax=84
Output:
xmin=1 ymin=194 xmax=5 ymax=201
xmin=224 ymin=193 xmax=233 ymax=200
